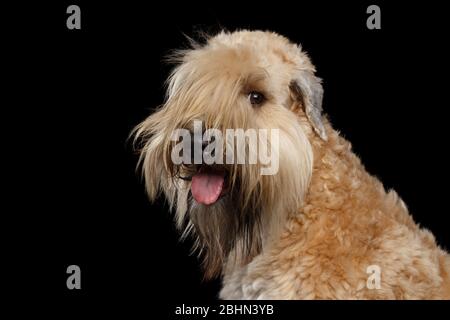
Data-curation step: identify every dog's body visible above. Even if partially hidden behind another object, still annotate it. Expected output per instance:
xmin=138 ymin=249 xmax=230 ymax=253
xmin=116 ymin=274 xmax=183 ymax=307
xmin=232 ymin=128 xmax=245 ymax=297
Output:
xmin=134 ymin=30 xmax=450 ymax=299
xmin=220 ymin=121 xmax=450 ymax=299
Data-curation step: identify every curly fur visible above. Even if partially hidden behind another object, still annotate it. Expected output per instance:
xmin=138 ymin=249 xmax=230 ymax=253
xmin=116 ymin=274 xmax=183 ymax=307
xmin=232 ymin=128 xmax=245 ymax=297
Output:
xmin=133 ymin=30 xmax=450 ymax=299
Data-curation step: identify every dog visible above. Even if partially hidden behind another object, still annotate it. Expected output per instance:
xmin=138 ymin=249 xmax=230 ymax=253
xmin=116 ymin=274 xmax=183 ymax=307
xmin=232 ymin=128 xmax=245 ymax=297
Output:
xmin=133 ymin=30 xmax=450 ymax=299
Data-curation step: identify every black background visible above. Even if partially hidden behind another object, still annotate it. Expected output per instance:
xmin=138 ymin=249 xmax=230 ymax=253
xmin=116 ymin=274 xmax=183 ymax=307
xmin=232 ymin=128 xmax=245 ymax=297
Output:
xmin=5 ymin=0 xmax=450 ymax=316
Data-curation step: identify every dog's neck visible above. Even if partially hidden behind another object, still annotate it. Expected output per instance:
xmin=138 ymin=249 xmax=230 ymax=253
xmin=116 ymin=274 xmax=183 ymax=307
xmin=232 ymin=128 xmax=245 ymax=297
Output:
xmin=304 ymin=120 xmax=390 ymax=220
xmin=270 ymin=118 xmax=412 ymax=248
xmin=225 ymin=119 xmax=409 ymax=270
xmin=222 ymin=117 xmax=413 ymax=279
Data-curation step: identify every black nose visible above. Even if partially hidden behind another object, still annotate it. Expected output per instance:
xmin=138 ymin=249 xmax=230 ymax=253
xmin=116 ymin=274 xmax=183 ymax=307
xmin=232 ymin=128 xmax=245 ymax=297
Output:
xmin=188 ymin=133 xmax=217 ymax=162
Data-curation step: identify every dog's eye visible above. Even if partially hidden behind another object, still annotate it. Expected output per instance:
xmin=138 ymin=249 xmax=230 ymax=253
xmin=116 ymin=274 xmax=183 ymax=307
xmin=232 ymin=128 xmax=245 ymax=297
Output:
xmin=248 ymin=91 xmax=265 ymax=106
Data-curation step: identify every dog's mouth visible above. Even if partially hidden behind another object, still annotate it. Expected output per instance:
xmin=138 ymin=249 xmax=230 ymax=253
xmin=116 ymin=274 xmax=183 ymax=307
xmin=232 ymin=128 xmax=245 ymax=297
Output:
xmin=191 ymin=166 xmax=228 ymax=205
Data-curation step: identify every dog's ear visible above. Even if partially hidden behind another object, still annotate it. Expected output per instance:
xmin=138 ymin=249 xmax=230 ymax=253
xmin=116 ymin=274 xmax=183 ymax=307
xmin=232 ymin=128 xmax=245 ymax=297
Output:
xmin=290 ymin=71 xmax=327 ymax=141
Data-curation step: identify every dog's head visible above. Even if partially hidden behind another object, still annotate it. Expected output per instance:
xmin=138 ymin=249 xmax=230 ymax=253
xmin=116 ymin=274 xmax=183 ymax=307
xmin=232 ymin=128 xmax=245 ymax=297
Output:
xmin=133 ymin=30 xmax=327 ymax=278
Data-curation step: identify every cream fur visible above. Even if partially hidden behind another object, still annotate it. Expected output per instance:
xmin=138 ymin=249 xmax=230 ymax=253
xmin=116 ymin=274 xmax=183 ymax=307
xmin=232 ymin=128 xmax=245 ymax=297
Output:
xmin=133 ymin=30 xmax=450 ymax=299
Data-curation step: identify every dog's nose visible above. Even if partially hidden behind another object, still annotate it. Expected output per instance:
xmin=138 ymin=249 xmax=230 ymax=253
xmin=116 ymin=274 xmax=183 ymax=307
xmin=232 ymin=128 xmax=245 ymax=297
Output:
xmin=192 ymin=135 xmax=214 ymax=151
xmin=202 ymin=138 xmax=217 ymax=157
xmin=188 ymin=133 xmax=217 ymax=163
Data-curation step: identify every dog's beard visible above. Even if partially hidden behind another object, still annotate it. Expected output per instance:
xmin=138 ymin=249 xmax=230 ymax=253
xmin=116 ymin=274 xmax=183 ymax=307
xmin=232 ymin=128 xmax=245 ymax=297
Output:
xmin=185 ymin=181 xmax=263 ymax=279
xmin=133 ymin=58 xmax=316 ymax=278
xmin=135 ymin=121 xmax=314 ymax=279
xmin=135 ymin=122 xmax=314 ymax=279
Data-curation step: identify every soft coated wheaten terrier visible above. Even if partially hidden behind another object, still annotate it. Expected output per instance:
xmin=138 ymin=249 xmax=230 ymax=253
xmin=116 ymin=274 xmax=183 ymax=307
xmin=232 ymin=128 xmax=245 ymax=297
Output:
xmin=133 ymin=30 xmax=450 ymax=299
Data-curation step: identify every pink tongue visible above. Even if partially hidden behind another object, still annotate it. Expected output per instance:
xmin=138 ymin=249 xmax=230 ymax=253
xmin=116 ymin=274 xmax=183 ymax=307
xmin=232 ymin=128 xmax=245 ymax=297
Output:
xmin=191 ymin=170 xmax=225 ymax=205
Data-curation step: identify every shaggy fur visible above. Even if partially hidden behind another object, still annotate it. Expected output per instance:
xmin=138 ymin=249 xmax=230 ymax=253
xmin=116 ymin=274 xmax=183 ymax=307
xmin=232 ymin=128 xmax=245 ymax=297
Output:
xmin=133 ymin=30 xmax=450 ymax=299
